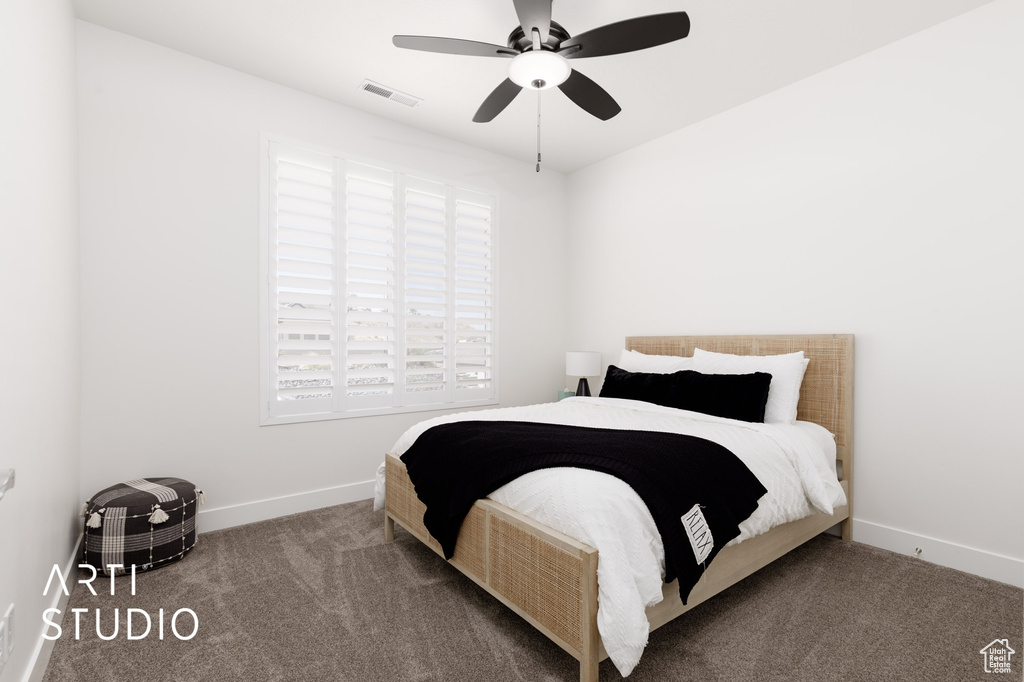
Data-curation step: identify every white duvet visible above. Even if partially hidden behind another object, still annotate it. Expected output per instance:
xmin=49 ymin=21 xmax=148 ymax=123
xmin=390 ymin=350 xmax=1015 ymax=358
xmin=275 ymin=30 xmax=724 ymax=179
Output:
xmin=372 ymin=397 xmax=846 ymax=677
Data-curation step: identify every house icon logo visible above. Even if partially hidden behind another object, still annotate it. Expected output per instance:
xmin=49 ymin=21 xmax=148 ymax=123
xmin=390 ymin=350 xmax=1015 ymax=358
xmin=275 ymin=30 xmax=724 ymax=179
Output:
xmin=979 ymin=639 xmax=1015 ymax=674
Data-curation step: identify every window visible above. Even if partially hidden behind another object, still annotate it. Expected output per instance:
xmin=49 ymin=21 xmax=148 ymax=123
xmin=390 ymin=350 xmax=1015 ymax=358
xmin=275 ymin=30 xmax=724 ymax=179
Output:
xmin=260 ymin=137 xmax=498 ymax=424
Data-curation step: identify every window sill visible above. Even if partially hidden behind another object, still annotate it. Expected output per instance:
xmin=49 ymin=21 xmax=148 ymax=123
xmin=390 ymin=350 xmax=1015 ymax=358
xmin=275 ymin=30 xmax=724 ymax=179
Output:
xmin=259 ymin=397 xmax=500 ymax=426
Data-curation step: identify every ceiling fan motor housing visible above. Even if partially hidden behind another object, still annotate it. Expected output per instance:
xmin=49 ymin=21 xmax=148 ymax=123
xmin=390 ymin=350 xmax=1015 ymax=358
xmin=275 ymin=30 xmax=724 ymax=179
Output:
xmin=507 ymin=21 xmax=570 ymax=52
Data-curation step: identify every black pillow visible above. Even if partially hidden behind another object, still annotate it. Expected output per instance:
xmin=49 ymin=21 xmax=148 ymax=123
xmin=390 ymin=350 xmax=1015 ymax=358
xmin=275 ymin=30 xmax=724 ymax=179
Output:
xmin=598 ymin=365 xmax=772 ymax=423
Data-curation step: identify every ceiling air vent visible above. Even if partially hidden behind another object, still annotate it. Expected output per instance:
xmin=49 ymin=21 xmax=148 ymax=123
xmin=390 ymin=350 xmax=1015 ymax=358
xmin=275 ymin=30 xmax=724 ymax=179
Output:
xmin=359 ymin=79 xmax=422 ymax=108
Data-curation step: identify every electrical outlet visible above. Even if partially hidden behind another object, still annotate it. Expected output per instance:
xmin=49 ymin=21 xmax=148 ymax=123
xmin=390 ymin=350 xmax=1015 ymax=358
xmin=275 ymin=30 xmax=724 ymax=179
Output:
xmin=3 ymin=604 xmax=12 ymax=658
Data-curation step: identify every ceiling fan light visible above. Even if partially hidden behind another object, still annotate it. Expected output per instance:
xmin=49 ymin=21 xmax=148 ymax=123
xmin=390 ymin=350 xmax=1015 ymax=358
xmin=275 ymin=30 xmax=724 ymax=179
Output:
xmin=508 ymin=50 xmax=571 ymax=90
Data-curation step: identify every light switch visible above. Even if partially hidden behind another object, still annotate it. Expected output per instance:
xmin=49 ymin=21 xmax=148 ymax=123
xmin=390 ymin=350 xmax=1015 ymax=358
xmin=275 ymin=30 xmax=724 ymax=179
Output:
xmin=0 ymin=615 xmax=7 ymax=671
xmin=0 ymin=468 xmax=13 ymax=502
xmin=3 ymin=604 xmax=12 ymax=658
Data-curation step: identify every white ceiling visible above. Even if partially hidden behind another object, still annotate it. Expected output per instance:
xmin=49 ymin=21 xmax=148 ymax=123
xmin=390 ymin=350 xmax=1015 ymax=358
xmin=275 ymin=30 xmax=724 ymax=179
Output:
xmin=72 ymin=0 xmax=991 ymax=174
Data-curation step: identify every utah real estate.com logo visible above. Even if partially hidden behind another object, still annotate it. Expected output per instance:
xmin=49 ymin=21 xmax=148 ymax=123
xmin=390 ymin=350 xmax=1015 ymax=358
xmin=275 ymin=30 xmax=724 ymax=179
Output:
xmin=979 ymin=639 xmax=1015 ymax=674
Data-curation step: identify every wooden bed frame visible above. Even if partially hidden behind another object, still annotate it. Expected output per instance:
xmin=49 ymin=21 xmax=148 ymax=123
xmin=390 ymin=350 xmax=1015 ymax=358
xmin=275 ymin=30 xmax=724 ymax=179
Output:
xmin=384 ymin=334 xmax=854 ymax=681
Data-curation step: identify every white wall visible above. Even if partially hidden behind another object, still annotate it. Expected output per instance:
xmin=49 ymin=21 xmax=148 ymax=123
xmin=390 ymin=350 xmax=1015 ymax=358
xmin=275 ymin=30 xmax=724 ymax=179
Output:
xmin=0 ymin=0 xmax=82 ymax=679
xmin=566 ymin=0 xmax=1022 ymax=585
xmin=76 ymin=22 xmax=569 ymax=530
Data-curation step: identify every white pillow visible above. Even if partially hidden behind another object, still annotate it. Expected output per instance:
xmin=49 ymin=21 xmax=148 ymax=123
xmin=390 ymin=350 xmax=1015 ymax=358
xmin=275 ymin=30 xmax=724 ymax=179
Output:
xmin=617 ymin=349 xmax=696 ymax=374
xmin=691 ymin=348 xmax=809 ymax=424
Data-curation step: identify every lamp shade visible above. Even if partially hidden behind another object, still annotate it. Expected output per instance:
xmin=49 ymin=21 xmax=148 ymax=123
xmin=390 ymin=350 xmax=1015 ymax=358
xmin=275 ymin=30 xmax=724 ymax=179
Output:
xmin=566 ymin=351 xmax=602 ymax=377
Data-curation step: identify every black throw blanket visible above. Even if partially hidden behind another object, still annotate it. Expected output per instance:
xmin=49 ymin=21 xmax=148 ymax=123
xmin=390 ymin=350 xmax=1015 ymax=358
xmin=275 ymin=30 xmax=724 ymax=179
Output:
xmin=400 ymin=420 xmax=768 ymax=604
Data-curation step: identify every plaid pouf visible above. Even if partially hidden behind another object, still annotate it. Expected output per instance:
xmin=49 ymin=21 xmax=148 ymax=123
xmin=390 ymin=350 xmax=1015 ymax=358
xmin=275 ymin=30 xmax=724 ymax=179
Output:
xmin=82 ymin=478 xmax=203 ymax=576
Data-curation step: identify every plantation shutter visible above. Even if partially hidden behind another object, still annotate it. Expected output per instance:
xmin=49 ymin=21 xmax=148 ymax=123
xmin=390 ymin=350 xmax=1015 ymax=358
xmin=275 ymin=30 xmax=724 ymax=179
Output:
xmin=267 ymin=143 xmax=336 ymax=418
xmin=343 ymin=162 xmax=397 ymax=411
xmin=262 ymin=138 xmax=497 ymax=423
xmin=402 ymin=177 xmax=449 ymax=405
xmin=453 ymin=189 xmax=496 ymax=399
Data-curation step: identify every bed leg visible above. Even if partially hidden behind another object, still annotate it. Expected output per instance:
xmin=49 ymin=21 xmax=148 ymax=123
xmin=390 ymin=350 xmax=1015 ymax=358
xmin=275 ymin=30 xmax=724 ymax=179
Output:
xmin=384 ymin=513 xmax=395 ymax=543
xmin=580 ymin=549 xmax=600 ymax=682
xmin=841 ymin=516 xmax=852 ymax=543
xmin=580 ymin=653 xmax=598 ymax=682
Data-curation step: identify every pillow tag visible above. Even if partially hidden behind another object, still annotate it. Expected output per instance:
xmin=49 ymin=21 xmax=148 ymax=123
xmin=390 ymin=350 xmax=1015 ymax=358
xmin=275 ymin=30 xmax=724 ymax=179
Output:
xmin=682 ymin=504 xmax=714 ymax=564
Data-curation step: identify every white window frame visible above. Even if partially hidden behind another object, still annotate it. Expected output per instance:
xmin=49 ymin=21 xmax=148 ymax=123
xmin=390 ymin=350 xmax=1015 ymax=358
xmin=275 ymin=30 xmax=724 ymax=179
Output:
xmin=259 ymin=134 xmax=499 ymax=425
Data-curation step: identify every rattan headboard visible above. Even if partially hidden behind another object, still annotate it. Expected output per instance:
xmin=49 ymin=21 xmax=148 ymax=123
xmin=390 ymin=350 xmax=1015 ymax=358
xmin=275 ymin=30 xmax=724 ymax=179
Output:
xmin=625 ymin=335 xmax=854 ymax=480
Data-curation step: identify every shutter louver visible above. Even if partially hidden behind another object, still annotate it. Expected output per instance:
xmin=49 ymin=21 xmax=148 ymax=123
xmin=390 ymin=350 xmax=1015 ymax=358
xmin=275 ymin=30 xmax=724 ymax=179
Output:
xmin=269 ymin=145 xmax=336 ymax=415
xmin=344 ymin=163 xmax=397 ymax=409
xmin=454 ymin=190 xmax=495 ymax=400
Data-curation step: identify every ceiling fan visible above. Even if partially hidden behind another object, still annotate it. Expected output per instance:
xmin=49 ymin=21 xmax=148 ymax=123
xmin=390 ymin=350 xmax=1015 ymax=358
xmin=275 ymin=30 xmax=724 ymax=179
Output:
xmin=392 ymin=0 xmax=691 ymax=123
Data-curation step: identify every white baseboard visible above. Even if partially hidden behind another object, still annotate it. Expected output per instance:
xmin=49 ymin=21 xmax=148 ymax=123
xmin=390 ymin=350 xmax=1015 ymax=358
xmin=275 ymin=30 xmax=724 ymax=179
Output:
xmin=24 ymin=534 xmax=82 ymax=682
xmin=197 ymin=479 xmax=375 ymax=533
xmin=853 ymin=519 xmax=1023 ymax=588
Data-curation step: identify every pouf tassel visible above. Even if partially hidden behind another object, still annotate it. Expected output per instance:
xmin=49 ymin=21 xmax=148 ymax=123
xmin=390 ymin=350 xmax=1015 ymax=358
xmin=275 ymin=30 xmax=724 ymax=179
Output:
xmin=149 ymin=504 xmax=169 ymax=524
xmin=196 ymin=489 xmax=205 ymax=505
xmin=80 ymin=502 xmax=89 ymax=517
xmin=86 ymin=509 xmax=104 ymax=529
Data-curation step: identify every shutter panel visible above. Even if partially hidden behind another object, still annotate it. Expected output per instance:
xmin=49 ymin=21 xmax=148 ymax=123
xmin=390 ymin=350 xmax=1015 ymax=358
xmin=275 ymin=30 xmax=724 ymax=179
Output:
xmin=453 ymin=189 xmax=496 ymax=401
xmin=268 ymin=144 xmax=336 ymax=416
xmin=262 ymin=138 xmax=498 ymax=423
xmin=343 ymin=162 xmax=397 ymax=410
xmin=402 ymin=177 xmax=449 ymax=404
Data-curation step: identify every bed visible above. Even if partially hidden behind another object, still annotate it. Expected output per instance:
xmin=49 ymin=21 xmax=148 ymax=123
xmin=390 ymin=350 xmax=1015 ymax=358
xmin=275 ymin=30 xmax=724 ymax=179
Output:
xmin=382 ymin=334 xmax=853 ymax=681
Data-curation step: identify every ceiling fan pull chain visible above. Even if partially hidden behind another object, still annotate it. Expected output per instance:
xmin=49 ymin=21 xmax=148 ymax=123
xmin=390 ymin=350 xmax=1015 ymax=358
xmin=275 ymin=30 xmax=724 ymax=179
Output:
xmin=536 ymin=88 xmax=542 ymax=172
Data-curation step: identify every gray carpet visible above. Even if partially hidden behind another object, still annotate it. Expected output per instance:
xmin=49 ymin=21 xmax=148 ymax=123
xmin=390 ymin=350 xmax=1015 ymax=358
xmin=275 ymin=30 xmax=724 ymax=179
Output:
xmin=42 ymin=500 xmax=1022 ymax=681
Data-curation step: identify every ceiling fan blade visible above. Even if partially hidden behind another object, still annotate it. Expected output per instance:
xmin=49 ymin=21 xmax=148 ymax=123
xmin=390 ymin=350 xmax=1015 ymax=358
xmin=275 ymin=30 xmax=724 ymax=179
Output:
xmin=512 ymin=0 xmax=552 ymax=44
xmin=473 ymin=79 xmax=523 ymax=122
xmin=559 ymin=12 xmax=690 ymax=59
xmin=393 ymin=35 xmax=517 ymax=58
xmin=557 ymin=69 xmax=621 ymax=121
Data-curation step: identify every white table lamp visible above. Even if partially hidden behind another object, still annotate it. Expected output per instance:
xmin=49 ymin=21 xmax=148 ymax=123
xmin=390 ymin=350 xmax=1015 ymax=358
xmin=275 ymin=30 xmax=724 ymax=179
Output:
xmin=566 ymin=351 xmax=602 ymax=397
